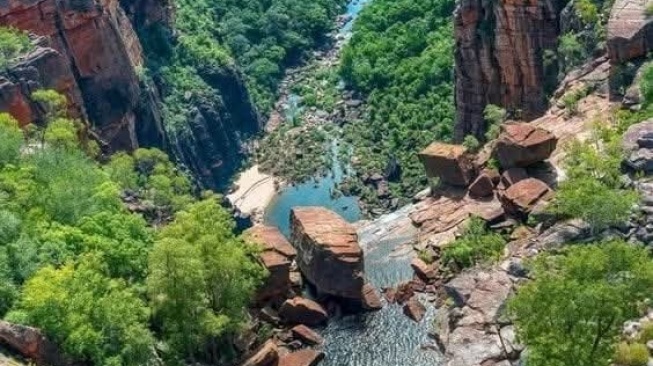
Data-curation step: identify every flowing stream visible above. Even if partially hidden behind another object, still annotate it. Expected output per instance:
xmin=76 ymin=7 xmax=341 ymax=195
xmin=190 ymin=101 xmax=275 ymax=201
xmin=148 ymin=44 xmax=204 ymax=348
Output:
xmin=262 ymin=0 xmax=443 ymax=365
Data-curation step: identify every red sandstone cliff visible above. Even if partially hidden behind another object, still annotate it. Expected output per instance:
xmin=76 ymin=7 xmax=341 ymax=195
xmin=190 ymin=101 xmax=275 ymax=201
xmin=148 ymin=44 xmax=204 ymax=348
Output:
xmin=0 ymin=0 xmax=166 ymax=150
xmin=453 ymin=0 xmax=562 ymax=141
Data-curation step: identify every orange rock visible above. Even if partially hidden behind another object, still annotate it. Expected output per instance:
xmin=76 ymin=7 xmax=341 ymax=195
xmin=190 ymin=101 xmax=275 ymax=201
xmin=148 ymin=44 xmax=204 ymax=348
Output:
xmin=500 ymin=178 xmax=553 ymax=216
xmin=493 ymin=123 xmax=558 ymax=168
xmin=418 ymin=143 xmax=477 ymax=187
xmin=290 ymin=207 xmax=381 ymax=310
xmin=410 ymin=258 xmax=438 ymax=281
xmin=278 ymin=349 xmax=325 ymax=366
xmin=403 ymin=297 xmax=427 ymax=323
xmin=240 ymin=340 xmax=279 ymax=366
xmin=279 ymin=297 xmax=328 ymax=326
xmin=291 ymin=325 xmax=324 ymax=346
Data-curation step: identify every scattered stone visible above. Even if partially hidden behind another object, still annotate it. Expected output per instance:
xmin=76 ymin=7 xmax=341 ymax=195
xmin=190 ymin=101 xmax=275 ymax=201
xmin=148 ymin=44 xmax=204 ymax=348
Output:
xmin=382 ymin=287 xmax=397 ymax=304
xmin=493 ymin=123 xmax=558 ymax=168
xmin=395 ymin=282 xmax=415 ymax=305
xmin=500 ymin=178 xmax=553 ymax=216
xmin=279 ymin=297 xmax=328 ymax=326
xmin=361 ymin=283 xmax=384 ymax=310
xmin=240 ymin=340 xmax=279 ymax=366
xmin=403 ymin=297 xmax=427 ymax=323
xmin=411 ymin=258 xmax=438 ymax=281
xmin=291 ymin=325 xmax=324 ymax=346
xmin=468 ymin=172 xmax=495 ymax=198
xmin=418 ymin=143 xmax=477 ymax=186
xmin=278 ymin=349 xmax=325 ymax=366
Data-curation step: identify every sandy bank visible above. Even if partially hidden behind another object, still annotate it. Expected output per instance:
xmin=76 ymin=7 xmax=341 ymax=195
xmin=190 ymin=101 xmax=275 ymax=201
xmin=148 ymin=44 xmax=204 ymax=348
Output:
xmin=227 ymin=165 xmax=279 ymax=218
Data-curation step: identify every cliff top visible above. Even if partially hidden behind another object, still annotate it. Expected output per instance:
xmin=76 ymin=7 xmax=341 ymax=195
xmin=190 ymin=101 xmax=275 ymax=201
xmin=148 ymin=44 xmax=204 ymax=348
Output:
xmin=290 ymin=207 xmax=360 ymax=257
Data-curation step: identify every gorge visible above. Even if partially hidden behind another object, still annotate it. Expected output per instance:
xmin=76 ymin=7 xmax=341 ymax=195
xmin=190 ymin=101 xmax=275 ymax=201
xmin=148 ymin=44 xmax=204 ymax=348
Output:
xmin=1 ymin=0 xmax=653 ymax=365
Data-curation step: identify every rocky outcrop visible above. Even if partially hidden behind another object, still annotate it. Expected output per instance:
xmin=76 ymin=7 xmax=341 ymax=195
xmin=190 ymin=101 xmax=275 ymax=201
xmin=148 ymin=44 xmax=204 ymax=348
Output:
xmin=418 ymin=143 xmax=477 ymax=186
xmin=499 ymin=178 xmax=554 ymax=216
xmin=0 ymin=321 xmax=71 ymax=366
xmin=454 ymin=0 xmax=562 ymax=140
xmin=623 ymin=119 xmax=653 ymax=173
xmin=290 ymin=207 xmax=382 ymax=310
xmin=607 ymin=0 xmax=653 ymax=65
xmin=493 ymin=123 xmax=558 ymax=169
xmin=0 ymin=0 xmax=166 ymax=151
xmin=246 ymin=225 xmax=297 ymax=304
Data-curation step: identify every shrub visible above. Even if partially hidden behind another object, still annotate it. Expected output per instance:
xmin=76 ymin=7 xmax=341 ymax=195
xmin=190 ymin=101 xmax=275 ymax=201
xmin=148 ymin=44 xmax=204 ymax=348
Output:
xmin=638 ymin=322 xmax=653 ymax=343
xmin=463 ymin=135 xmax=481 ymax=152
xmin=509 ymin=241 xmax=653 ymax=366
xmin=561 ymin=86 xmax=589 ymax=116
xmin=0 ymin=27 xmax=33 ymax=71
xmin=442 ymin=217 xmax=506 ymax=270
xmin=614 ymin=342 xmax=649 ymax=366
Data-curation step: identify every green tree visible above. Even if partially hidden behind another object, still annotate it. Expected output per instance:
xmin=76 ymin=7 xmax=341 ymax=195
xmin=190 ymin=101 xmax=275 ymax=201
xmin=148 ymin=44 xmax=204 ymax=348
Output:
xmin=7 ymin=257 xmax=154 ymax=366
xmin=0 ymin=113 xmax=23 ymax=167
xmin=0 ymin=27 xmax=33 ymax=71
xmin=509 ymin=241 xmax=653 ymax=366
xmin=148 ymin=197 xmax=265 ymax=361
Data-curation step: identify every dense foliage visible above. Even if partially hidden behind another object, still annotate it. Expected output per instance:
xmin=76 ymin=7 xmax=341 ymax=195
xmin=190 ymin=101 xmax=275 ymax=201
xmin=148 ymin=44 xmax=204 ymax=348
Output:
xmin=142 ymin=0 xmax=346 ymax=134
xmin=338 ymin=0 xmax=455 ymax=204
xmin=0 ymin=27 xmax=33 ymax=71
xmin=0 ymin=91 xmax=265 ymax=365
xmin=509 ymin=241 xmax=653 ymax=366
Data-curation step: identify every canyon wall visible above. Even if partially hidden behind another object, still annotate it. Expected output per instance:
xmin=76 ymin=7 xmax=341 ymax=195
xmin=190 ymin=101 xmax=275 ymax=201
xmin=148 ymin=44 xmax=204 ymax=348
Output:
xmin=0 ymin=0 xmax=261 ymax=189
xmin=453 ymin=0 xmax=563 ymax=141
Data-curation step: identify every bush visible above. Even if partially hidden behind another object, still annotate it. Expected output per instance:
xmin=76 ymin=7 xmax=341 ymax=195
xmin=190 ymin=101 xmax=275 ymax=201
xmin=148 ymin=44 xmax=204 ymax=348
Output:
xmin=561 ymin=86 xmax=588 ymax=116
xmin=484 ymin=104 xmax=506 ymax=141
xmin=462 ymin=135 xmax=481 ymax=152
xmin=0 ymin=27 xmax=33 ymax=71
xmin=509 ymin=241 xmax=653 ymax=366
xmin=442 ymin=217 xmax=507 ymax=270
xmin=614 ymin=342 xmax=649 ymax=366
xmin=638 ymin=322 xmax=653 ymax=343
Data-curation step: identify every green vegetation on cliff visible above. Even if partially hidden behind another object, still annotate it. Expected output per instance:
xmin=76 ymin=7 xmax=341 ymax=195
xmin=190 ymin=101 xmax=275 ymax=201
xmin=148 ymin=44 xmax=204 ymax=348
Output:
xmin=339 ymin=0 xmax=456 ymax=203
xmin=0 ymin=27 xmax=33 ymax=71
xmin=0 ymin=91 xmax=265 ymax=365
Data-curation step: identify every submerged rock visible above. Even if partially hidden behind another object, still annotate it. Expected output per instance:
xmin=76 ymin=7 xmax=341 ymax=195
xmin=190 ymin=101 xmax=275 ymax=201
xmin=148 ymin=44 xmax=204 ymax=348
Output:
xmin=290 ymin=207 xmax=382 ymax=310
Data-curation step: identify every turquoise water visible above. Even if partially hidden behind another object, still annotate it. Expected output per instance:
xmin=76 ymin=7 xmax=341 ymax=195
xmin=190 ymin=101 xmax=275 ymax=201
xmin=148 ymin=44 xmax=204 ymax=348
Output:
xmin=263 ymin=140 xmax=360 ymax=237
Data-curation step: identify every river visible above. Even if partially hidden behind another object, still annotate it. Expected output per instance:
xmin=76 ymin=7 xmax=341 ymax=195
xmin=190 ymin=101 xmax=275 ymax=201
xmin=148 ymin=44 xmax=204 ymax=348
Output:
xmin=262 ymin=0 xmax=443 ymax=365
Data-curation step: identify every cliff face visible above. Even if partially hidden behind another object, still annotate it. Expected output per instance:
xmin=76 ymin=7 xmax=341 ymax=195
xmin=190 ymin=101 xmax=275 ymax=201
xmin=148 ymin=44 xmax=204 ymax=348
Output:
xmin=0 ymin=0 xmax=261 ymax=190
xmin=0 ymin=0 xmax=166 ymax=151
xmin=454 ymin=0 xmax=563 ymax=141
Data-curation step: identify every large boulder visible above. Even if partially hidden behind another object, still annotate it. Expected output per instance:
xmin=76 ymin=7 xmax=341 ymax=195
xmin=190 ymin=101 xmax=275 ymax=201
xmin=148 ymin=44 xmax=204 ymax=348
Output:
xmin=245 ymin=225 xmax=297 ymax=303
xmin=499 ymin=178 xmax=553 ymax=216
xmin=493 ymin=124 xmax=558 ymax=168
xmin=623 ymin=119 xmax=653 ymax=173
xmin=290 ymin=207 xmax=381 ymax=309
xmin=607 ymin=0 xmax=653 ymax=64
xmin=279 ymin=297 xmax=328 ymax=326
xmin=418 ymin=143 xmax=477 ymax=186
xmin=468 ymin=170 xmax=497 ymax=198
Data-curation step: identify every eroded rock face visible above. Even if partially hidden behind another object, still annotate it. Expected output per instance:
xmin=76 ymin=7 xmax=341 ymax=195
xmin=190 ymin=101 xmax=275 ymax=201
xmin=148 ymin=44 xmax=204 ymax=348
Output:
xmin=493 ymin=123 xmax=558 ymax=169
xmin=418 ymin=143 xmax=477 ymax=187
xmin=0 ymin=0 xmax=165 ymax=151
xmin=607 ymin=0 xmax=653 ymax=64
xmin=290 ymin=207 xmax=381 ymax=309
xmin=454 ymin=0 xmax=562 ymax=140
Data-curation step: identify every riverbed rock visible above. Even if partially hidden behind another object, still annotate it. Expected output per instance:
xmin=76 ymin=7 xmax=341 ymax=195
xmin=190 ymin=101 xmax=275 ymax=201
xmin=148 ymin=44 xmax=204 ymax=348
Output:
xmin=403 ymin=297 xmax=427 ymax=323
xmin=411 ymin=258 xmax=438 ymax=281
xmin=0 ymin=321 xmax=71 ymax=366
xmin=246 ymin=225 xmax=297 ymax=303
xmin=607 ymin=0 xmax=653 ymax=64
xmin=240 ymin=340 xmax=279 ymax=366
xmin=278 ymin=349 xmax=325 ymax=366
xmin=493 ymin=124 xmax=558 ymax=168
xmin=290 ymin=207 xmax=381 ymax=309
xmin=418 ymin=143 xmax=477 ymax=187
xmin=499 ymin=178 xmax=553 ymax=216
xmin=279 ymin=297 xmax=328 ymax=326
xmin=291 ymin=325 xmax=324 ymax=346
